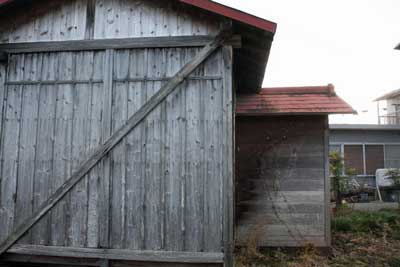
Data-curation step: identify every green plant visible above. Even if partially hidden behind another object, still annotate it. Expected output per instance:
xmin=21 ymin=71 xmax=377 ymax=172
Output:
xmin=330 ymin=151 xmax=348 ymax=204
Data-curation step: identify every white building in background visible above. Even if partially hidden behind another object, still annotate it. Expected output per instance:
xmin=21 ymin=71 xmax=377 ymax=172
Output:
xmin=375 ymin=89 xmax=400 ymax=125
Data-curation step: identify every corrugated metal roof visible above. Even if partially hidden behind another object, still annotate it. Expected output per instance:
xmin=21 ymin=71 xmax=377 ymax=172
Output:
xmin=236 ymin=84 xmax=356 ymax=116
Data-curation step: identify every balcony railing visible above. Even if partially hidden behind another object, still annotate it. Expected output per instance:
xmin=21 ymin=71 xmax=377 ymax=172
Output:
xmin=379 ymin=111 xmax=400 ymax=125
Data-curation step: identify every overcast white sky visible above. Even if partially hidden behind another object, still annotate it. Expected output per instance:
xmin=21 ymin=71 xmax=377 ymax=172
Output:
xmin=216 ymin=0 xmax=400 ymax=124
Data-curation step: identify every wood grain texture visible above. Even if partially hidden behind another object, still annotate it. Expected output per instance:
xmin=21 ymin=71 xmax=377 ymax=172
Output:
xmin=0 ymin=55 xmax=24 ymax=244
xmin=7 ymin=244 xmax=224 ymax=264
xmin=93 ymin=0 xmax=220 ymax=39
xmin=221 ymin=46 xmax=234 ymax=266
xmin=0 ymin=0 xmax=87 ymax=43
xmin=236 ymin=116 xmax=329 ymax=247
xmin=50 ymin=52 xmax=74 ymax=246
xmin=14 ymin=54 xmax=41 ymax=244
xmin=0 ymin=32 xmax=229 ymax=255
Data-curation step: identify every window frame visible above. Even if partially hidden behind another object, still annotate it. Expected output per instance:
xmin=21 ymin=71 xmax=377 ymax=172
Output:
xmin=329 ymin=142 xmax=400 ymax=177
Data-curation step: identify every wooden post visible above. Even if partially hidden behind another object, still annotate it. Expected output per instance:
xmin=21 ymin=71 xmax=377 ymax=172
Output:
xmin=0 ymin=31 xmax=230 ymax=256
xmin=324 ymin=116 xmax=331 ymax=246
xmin=222 ymin=45 xmax=234 ymax=267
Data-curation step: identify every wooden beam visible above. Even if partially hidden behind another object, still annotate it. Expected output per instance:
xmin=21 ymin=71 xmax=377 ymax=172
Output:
xmin=6 ymin=245 xmax=224 ymax=264
xmin=2 ymin=253 xmax=100 ymax=266
xmin=0 ymin=35 xmax=240 ymax=54
xmin=0 ymin=30 xmax=230 ymax=256
xmin=222 ymin=45 xmax=234 ymax=267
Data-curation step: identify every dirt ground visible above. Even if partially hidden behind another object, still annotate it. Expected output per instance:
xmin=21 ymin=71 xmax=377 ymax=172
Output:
xmin=236 ymin=208 xmax=400 ymax=267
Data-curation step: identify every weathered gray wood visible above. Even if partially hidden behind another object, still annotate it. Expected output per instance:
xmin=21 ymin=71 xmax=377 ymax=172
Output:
xmin=184 ymin=64 xmax=204 ymax=251
xmin=0 ymin=1 xmax=86 ymax=43
xmin=93 ymin=0 xmax=220 ymax=39
xmin=110 ymin=49 xmax=129 ymax=249
xmin=0 ymin=63 xmax=5 ymax=205
xmin=221 ymin=45 xmax=234 ymax=266
xmin=324 ymin=116 xmax=331 ymax=246
xmin=2 ymin=253 xmax=100 ymax=267
xmin=51 ymin=52 xmax=74 ymax=246
xmin=0 ymin=36 xmax=214 ymax=54
xmin=98 ymin=49 xmax=113 ymax=249
xmin=125 ymin=49 xmax=147 ymax=250
xmin=4 ymin=76 xmax=221 ymax=86
xmin=86 ymin=51 xmax=105 ymax=248
xmin=236 ymin=116 xmax=328 ymax=248
xmin=164 ymin=48 xmax=185 ymax=251
xmin=31 ymin=52 xmax=58 ymax=245
xmin=0 ymin=31 xmax=228 ymax=255
xmin=203 ymin=51 xmax=223 ymax=252
xmin=13 ymin=53 xmax=41 ymax=244
xmin=7 ymin=244 xmax=224 ymax=263
xmin=0 ymin=54 xmax=24 ymax=244
xmin=68 ymin=51 xmax=93 ymax=247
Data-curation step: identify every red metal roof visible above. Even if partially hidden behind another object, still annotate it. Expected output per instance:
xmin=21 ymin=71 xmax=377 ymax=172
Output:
xmin=236 ymin=84 xmax=356 ymax=116
xmin=0 ymin=0 xmax=277 ymax=34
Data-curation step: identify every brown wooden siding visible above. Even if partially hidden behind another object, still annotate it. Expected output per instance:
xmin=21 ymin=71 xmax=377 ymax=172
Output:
xmin=235 ymin=115 xmax=329 ymax=247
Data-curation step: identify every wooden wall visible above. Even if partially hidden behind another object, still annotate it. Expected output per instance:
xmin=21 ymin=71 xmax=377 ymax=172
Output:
xmin=235 ymin=116 xmax=330 ymax=247
xmin=0 ymin=2 xmax=235 ymax=266
xmin=0 ymin=46 xmax=233 ymax=254
xmin=0 ymin=0 xmax=220 ymax=43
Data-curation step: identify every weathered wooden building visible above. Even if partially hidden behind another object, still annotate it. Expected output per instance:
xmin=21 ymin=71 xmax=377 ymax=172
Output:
xmin=235 ymin=85 xmax=355 ymax=247
xmin=0 ymin=0 xmax=358 ymax=266
xmin=0 ymin=0 xmax=276 ymax=266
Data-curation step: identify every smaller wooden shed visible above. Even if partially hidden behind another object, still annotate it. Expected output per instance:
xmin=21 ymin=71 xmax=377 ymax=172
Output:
xmin=235 ymin=85 xmax=355 ymax=247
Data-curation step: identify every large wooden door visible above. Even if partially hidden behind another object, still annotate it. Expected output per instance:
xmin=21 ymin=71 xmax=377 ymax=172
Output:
xmin=0 ymin=47 xmax=232 ymax=257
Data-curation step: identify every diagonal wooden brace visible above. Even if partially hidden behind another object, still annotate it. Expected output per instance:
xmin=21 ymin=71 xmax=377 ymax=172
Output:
xmin=0 ymin=30 xmax=230 ymax=255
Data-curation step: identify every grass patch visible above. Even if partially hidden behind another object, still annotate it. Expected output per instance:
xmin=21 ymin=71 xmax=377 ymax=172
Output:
xmin=236 ymin=208 xmax=400 ymax=267
xmin=332 ymin=206 xmax=400 ymax=237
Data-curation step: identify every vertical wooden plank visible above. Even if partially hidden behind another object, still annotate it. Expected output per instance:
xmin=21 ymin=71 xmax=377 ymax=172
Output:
xmin=0 ymin=61 xmax=7 ymax=241
xmin=99 ymin=49 xmax=113 ymax=249
xmin=110 ymin=49 xmax=129 ymax=249
xmin=14 ymin=53 xmax=41 ymax=244
xmin=164 ymin=48 xmax=185 ymax=251
xmin=0 ymin=54 xmax=24 ymax=244
xmin=86 ymin=51 xmax=105 ymax=248
xmin=203 ymin=52 xmax=224 ymax=252
xmin=125 ymin=49 xmax=147 ymax=250
xmin=32 ymin=52 xmax=58 ymax=245
xmin=184 ymin=49 xmax=204 ymax=251
xmin=143 ymin=48 xmax=163 ymax=250
xmin=324 ymin=116 xmax=331 ymax=246
xmin=51 ymin=52 xmax=74 ymax=246
xmin=68 ymin=51 xmax=92 ymax=247
xmin=221 ymin=46 xmax=234 ymax=266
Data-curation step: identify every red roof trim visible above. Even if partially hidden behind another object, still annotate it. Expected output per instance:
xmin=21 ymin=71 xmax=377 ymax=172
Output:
xmin=179 ymin=0 xmax=277 ymax=33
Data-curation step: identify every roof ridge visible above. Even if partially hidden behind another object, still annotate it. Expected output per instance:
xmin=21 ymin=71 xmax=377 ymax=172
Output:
xmin=258 ymin=84 xmax=336 ymax=96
